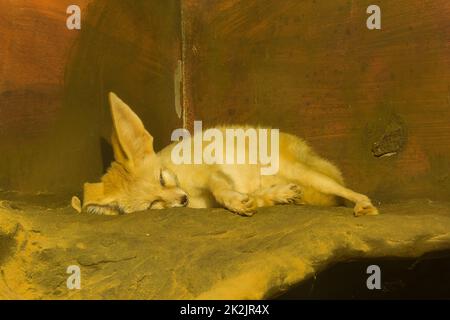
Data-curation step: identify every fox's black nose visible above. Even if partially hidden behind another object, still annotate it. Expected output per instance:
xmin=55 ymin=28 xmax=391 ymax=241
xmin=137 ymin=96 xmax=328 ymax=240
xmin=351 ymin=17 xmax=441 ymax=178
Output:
xmin=181 ymin=195 xmax=188 ymax=206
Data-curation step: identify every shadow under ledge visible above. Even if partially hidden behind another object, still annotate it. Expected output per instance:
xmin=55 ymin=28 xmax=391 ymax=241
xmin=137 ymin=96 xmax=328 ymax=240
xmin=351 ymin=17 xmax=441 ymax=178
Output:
xmin=275 ymin=249 xmax=450 ymax=300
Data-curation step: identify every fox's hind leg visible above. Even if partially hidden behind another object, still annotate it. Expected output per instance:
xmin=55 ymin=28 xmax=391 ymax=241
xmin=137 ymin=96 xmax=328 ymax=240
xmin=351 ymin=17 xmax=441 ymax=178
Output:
xmin=208 ymin=171 xmax=256 ymax=216
xmin=281 ymin=162 xmax=379 ymax=216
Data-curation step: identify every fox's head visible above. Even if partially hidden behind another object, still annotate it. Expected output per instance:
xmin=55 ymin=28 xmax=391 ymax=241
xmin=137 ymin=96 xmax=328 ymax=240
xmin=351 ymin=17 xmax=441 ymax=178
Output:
xmin=81 ymin=92 xmax=188 ymax=215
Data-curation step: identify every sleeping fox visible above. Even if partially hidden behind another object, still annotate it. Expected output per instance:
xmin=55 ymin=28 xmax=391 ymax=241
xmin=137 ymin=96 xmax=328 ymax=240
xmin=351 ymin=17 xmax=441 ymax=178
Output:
xmin=76 ymin=92 xmax=378 ymax=217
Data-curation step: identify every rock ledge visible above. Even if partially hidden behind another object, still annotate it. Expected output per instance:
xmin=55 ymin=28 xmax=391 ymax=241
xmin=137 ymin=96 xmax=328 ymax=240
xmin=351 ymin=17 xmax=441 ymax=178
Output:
xmin=1 ymin=199 xmax=449 ymax=299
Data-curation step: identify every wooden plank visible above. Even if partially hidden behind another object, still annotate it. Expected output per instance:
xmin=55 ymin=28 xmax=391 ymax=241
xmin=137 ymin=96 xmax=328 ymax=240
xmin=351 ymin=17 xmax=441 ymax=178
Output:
xmin=182 ymin=0 xmax=450 ymax=201
xmin=0 ymin=0 xmax=182 ymax=194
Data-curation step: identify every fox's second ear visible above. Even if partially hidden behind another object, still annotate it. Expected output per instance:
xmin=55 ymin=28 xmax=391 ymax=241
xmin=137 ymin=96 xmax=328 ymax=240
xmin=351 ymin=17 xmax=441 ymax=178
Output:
xmin=109 ymin=92 xmax=155 ymax=168
xmin=82 ymin=182 xmax=123 ymax=215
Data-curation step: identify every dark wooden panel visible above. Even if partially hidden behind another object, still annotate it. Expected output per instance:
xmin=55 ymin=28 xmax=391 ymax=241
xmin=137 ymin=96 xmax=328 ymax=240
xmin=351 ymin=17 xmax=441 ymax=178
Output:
xmin=64 ymin=0 xmax=183 ymax=152
xmin=0 ymin=0 xmax=95 ymax=193
xmin=182 ymin=0 xmax=450 ymax=202
xmin=0 ymin=0 xmax=91 ymax=139
xmin=1 ymin=0 xmax=449 ymax=202
xmin=0 ymin=0 xmax=182 ymax=194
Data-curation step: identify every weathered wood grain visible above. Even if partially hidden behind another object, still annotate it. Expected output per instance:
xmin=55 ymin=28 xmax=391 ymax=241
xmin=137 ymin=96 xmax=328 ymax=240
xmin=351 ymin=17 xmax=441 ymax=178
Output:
xmin=0 ymin=0 xmax=182 ymax=194
xmin=0 ymin=0 xmax=449 ymax=202
xmin=182 ymin=0 xmax=450 ymax=202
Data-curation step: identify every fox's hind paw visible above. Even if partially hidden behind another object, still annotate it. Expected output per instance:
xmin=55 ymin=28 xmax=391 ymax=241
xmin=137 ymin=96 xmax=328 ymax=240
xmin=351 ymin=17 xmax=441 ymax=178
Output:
xmin=354 ymin=201 xmax=379 ymax=217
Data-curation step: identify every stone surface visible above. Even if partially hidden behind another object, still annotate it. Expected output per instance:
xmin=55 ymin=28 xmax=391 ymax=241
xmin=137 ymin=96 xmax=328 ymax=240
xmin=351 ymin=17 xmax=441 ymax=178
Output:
xmin=1 ymin=198 xmax=450 ymax=299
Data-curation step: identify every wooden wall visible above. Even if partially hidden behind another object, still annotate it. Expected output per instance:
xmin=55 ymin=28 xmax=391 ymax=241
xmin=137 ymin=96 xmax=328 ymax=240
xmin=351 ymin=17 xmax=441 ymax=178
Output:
xmin=0 ymin=0 xmax=182 ymax=195
xmin=182 ymin=0 xmax=450 ymax=202
xmin=0 ymin=0 xmax=92 ymax=194
xmin=1 ymin=0 xmax=449 ymax=202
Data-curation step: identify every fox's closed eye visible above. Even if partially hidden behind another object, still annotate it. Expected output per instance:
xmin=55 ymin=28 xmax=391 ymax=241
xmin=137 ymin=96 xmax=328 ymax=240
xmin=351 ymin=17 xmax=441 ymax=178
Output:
xmin=159 ymin=170 xmax=166 ymax=186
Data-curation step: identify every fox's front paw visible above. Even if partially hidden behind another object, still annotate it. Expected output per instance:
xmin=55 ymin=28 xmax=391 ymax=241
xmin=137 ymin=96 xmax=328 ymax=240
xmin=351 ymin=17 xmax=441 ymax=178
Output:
xmin=274 ymin=184 xmax=304 ymax=205
xmin=222 ymin=192 xmax=256 ymax=217
xmin=354 ymin=200 xmax=379 ymax=217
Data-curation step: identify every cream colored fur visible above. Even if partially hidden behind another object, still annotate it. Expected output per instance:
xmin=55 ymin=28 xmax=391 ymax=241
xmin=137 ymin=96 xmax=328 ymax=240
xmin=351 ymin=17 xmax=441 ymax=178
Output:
xmin=79 ymin=93 xmax=379 ymax=217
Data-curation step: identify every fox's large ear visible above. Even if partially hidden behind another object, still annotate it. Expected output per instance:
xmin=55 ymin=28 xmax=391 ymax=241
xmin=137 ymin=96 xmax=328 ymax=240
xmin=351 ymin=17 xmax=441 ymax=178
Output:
xmin=109 ymin=92 xmax=154 ymax=169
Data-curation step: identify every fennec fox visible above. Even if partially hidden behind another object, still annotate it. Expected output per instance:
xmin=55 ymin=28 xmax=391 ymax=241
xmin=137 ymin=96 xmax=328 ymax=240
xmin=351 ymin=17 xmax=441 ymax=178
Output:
xmin=78 ymin=92 xmax=378 ymax=217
